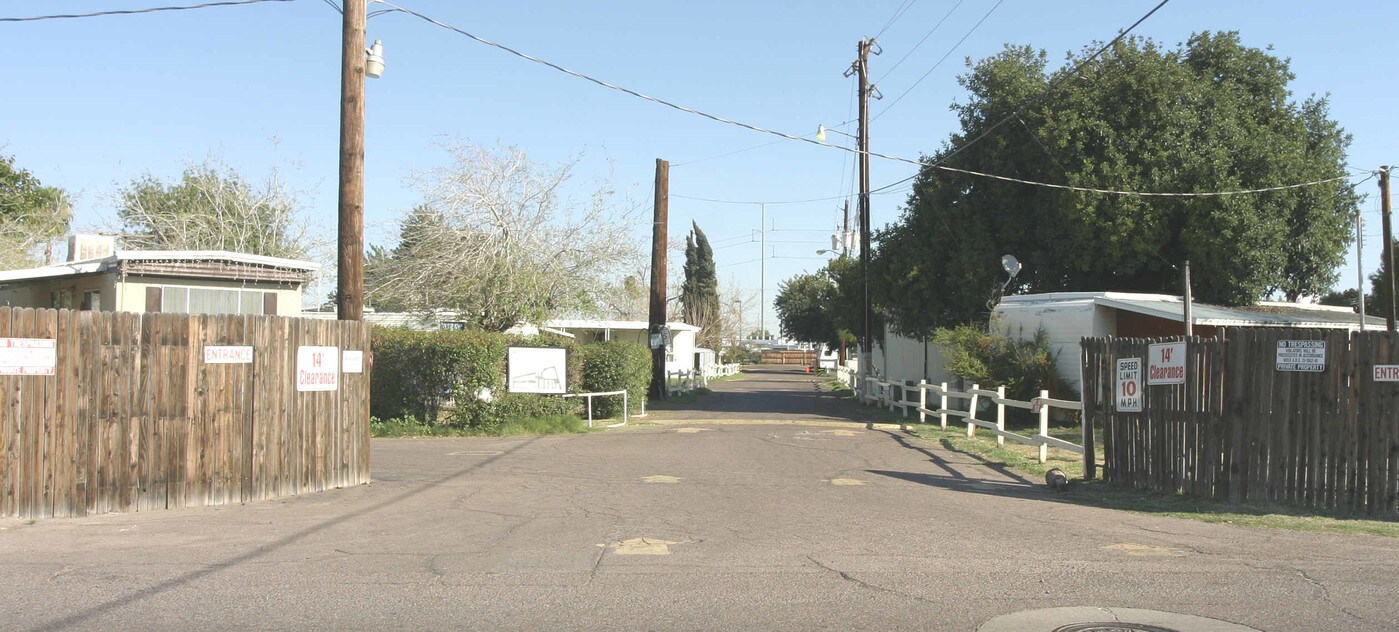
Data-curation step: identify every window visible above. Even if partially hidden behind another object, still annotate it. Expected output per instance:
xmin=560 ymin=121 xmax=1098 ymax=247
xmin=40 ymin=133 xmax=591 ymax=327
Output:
xmin=156 ymin=286 xmax=269 ymax=315
xmin=81 ymin=290 xmax=101 ymax=311
xmin=51 ymin=288 xmax=73 ymax=309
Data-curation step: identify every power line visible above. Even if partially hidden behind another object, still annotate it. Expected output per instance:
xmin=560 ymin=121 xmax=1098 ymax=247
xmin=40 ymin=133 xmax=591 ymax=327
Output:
xmin=874 ymin=0 xmax=966 ymax=83
xmin=873 ymin=0 xmax=918 ymax=40
xmin=930 ymin=0 xmax=1172 ymax=167
xmin=871 ymin=0 xmax=1005 ymax=122
xmin=0 ymin=0 xmax=291 ymax=22
xmin=379 ymin=0 xmax=1364 ymax=200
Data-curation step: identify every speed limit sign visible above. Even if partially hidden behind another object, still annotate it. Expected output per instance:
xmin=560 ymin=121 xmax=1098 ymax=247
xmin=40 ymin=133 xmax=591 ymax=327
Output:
xmin=1116 ymin=358 xmax=1143 ymax=412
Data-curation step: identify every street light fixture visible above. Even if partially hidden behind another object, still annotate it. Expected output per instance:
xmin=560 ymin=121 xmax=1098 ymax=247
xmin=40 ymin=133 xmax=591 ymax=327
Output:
xmin=365 ymin=40 xmax=385 ymax=78
xmin=815 ymin=124 xmax=856 ymax=142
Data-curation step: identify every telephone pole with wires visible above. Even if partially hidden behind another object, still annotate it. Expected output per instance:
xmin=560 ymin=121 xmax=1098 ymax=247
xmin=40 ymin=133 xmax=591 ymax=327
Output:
xmin=847 ymin=38 xmax=880 ymax=404
xmin=1382 ymin=166 xmax=1394 ymax=332
xmin=336 ymin=0 xmax=367 ymax=320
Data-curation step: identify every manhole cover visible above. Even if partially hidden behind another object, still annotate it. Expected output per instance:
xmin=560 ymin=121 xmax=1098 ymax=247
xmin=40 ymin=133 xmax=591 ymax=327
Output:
xmin=1053 ymin=625 xmax=1181 ymax=632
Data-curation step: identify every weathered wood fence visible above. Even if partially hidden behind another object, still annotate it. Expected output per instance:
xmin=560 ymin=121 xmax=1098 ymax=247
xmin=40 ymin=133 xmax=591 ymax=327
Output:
xmin=1082 ymin=329 xmax=1399 ymax=513
xmin=0 ymin=307 xmax=371 ymax=519
xmin=761 ymin=349 xmax=815 ymax=365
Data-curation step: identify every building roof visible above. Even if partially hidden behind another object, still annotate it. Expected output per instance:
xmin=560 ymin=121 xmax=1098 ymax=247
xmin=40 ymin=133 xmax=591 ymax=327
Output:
xmin=545 ymin=319 xmax=701 ymax=332
xmin=0 ymin=250 xmax=320 ymax=284
xmin=999 ymin=291 xmax=1383 ymax=330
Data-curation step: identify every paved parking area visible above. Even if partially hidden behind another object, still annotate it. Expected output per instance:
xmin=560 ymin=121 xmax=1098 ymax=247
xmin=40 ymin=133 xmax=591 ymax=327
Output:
xmin=2 ymin=366 xmax=1396 ymax=631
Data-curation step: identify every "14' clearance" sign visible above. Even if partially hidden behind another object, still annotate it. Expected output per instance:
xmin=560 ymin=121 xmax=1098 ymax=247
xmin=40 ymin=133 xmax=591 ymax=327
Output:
xmin=1147 ymin=342 xmax=1186 ymax=385
xmin=296 ymin=346 xmax=339 ymax=392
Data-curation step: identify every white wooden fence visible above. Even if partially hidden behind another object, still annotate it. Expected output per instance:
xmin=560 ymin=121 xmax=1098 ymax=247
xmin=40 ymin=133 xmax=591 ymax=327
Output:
xmin=667 ymin=364 xmax=741 ymax=396
xmin=855 ymin=376 xmax=1085 ymax=464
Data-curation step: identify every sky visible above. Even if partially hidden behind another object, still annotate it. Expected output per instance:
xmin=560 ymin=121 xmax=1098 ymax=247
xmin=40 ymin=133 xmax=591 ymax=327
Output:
xmin=3 ymin=0 xmax=1395 ymax=331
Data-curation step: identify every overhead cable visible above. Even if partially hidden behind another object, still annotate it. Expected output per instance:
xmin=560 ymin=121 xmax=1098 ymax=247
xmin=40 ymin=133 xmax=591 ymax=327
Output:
xmin=0 ymin=0 xmax=291 ymax=22
xmin=380 ymin=0 xmax=1360 ymax=199
xmin=929 ymin=0 xmax=1172 ymax=167
xmin=871 ymin=0 xmax=1002 ymax=121
xmin=874 ymin=0 xmax=966 ymax=83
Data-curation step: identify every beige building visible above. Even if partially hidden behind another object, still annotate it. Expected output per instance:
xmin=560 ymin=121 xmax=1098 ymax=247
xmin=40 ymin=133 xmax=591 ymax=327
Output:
xmin=0 ymin=236 xmax=317 ymax=316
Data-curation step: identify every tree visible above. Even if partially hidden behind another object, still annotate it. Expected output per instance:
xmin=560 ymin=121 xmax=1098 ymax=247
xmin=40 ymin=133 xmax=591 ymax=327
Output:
xmin=773 ymin=256 xmax=873 ymax=359
xmin=0 ymin=154 xmax=70 ymax=270
xmin=874 ymin=32 xmax=1360 ymax=337
xmin=115 ymin=159 xmax=317 ymax=259
xmin=1365 ymin=239 xmax=1397 ymax=318
xmin=774 ymin=270 xmax=837 ymax=348
xmin=680 ymin=222 xmax=720 ymax=349
xmin=366 ymin=143 xmax=640 ymax=331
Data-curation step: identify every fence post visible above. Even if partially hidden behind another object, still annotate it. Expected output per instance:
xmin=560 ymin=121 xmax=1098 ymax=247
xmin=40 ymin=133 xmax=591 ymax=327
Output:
xmin=587 ymin=395 xmax=594 ymax=428
xmin=622 ymin=391 xmax=629 ymax=425
xmin=995 ymin=385 xmax=1006 ymax=446
xmin=1038 ymin=388 xmax=1050 ymax=464
xmin=968 ymin=383 xmax=980 ymax=438
xmin=918 ymin=380 xmax=927 ymax=425
xmin=940 ymin=382 xmax=948 ymax=429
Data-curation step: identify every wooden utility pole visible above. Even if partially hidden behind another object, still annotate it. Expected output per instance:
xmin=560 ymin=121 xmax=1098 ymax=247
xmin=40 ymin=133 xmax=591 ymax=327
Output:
xmin=649 ymin=159 xmax=670 ymax=399
xmin=854 ymin=38 xmax=878 ymax=397
xmin=841 ymin=199 xmax=850 ymax=256
xmin=1358 ymin=205 xmax=1367 ymax=330
xmin=336 ymin=0 xmax=367 ymax=321
xmin=1182 ymin=259 xmax=1193 ymax=336
xmin=1382 ymin=166 xmax=1395 ymax=332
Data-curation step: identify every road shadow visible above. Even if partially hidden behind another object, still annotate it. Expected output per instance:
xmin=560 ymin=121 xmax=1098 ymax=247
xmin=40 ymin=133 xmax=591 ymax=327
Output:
xmin=33 ymin=438 xmax=542 ymax=631
xmin=649 ymin=365 xmax=880 ymax=423
xmin=872 ymin=427 xmax=1036 ymax=486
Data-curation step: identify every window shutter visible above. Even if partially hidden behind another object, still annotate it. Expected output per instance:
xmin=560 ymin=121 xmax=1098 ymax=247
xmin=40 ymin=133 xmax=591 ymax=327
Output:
xmin=146 ymin=287 xmax=162 ymax=312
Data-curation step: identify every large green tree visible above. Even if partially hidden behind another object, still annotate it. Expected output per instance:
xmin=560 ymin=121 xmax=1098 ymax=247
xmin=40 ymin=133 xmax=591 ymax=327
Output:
xmin=774 ymin=256 xmax=874 ymax=358
xmin=680 ymin=222 xmax=720 ymax=348
xmin=0 ymin=154 xmax=70 ymax=269
xmin=874 ymin=32 xmax=1360 ymax=338
xmin=115 ymin=159 xmax=314 ymax=259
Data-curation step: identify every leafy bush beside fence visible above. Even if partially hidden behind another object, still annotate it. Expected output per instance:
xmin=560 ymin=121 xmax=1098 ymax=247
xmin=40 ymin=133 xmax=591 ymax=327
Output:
xmin=371 ymin=327 xmax=506 ymax=423
xmin=372 ymin=327 xmax=647 ymax=428
xmin=579 ymin=340 xmax=652 ymax=417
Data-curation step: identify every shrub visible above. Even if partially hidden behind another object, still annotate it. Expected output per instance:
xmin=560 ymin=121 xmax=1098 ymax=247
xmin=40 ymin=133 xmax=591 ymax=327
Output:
xmin=932 ymin=322 xmax=1078 ymax=404
xmin=720 ymin=346 xmax=749 ymax=365
xmin=450 ymin=391 xmax=579 ymax=432
xmin=371 ymin=327 xmax=506 ymax=422
xmin=371 ymin=327 xmax=584 ymax=428
xmin=579 ymin=340 xmax=652 ymax=417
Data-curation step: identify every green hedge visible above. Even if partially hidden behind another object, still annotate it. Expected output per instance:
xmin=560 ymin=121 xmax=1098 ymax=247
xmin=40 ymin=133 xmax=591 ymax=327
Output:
xmin=370 ymin=327 xmax=652 ymax=427
xmin=371 ymin=327 xmax=506 ymax=423
xmin=579 ymin=340 xmax=652 ymax=417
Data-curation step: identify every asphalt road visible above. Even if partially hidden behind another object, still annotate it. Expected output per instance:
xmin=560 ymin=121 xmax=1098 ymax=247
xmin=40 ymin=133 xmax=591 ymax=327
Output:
xmin=2 ymin=365 xmax=1397 ymax=631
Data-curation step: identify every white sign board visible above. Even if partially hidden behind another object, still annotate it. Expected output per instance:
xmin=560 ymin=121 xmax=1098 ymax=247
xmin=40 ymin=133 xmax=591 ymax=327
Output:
xmin=507 ymin=346 xmax=567 ymax=394
xmin=1276 ymin=340 xmax=1326 ymax=372
xmin=1116 ymin=357 xmax=1143 ymax=412
xmin=1147 ymin=342 xmax=1186 ymax=385
xmin=0 ymin=338 xmax=56 ymax=376
xmin=296 ymin=346 xmax=339 ymax=392
xmin=204 ymin=345 xmax=253 ymax=364
xmin=1375 ymin=365 xmax=1399 ymax=381
xmin=342 ymin=350 xmax=364 ymax=374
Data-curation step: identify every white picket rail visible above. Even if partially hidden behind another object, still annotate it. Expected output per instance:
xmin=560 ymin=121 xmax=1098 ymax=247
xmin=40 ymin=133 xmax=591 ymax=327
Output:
xmin=666 ymin=369 xmax=699 ymax=395
xmin=703 ymin=363 xmax=741 ymax=379
xmin=854 ymin=376 xmax=1085 ymax=464
xmin=560 ymin=390 xmax=629 ymax=428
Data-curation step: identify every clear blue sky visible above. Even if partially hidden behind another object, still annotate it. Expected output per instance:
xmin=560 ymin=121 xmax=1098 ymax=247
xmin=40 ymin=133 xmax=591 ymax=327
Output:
xmin=3 ymin=0 xmax=1395 ymax=329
